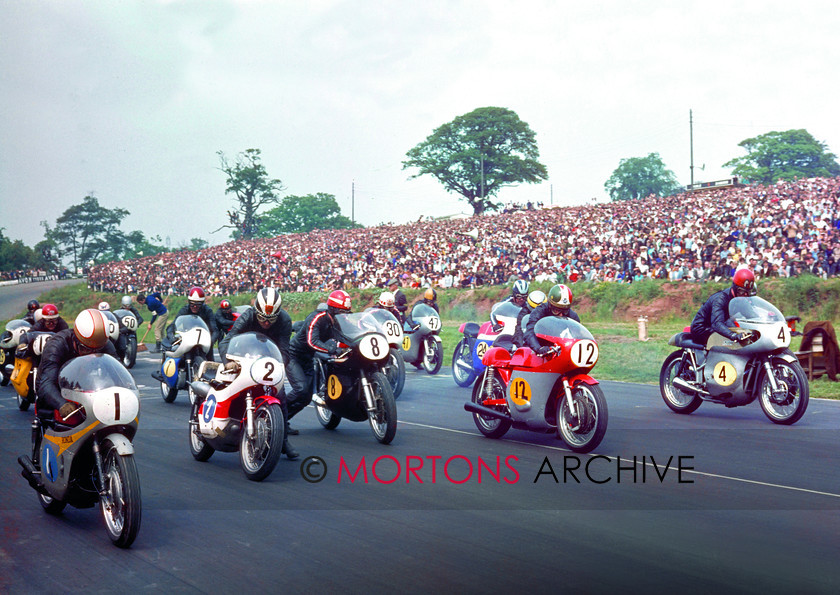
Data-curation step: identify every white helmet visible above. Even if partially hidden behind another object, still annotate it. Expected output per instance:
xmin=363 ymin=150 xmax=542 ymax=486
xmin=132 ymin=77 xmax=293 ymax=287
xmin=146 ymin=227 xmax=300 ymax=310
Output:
xmin=255 ymin=287 xmax=282 ymax=322
xmin=121 ymin=295 xmax=133 ymax=308
xmin=98 ymin=301 xmax=111 ymax=311
xmin=378 ymin=291 xmax=395 ymax=308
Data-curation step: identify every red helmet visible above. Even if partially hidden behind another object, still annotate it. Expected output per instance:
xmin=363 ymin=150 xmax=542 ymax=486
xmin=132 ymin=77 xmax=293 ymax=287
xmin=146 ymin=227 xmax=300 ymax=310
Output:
xmin=188 ymin=286 xmax=206 ymax=303
xmin=732 ymin=269 xmax=756 ymax=296
xmin=73 ymin=309 xmax=109 ymax=350
xmin=327 ymin=290 xmax=352 ymax=313
xmin=220 ymin=299 xmax=231 ymax=310
xmin=41 ymin=304 xmax=59 ymax=320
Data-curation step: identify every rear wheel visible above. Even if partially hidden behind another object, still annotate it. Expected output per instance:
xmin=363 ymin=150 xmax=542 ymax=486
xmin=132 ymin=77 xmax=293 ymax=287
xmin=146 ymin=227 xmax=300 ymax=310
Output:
xmin=470 ymin=369 xmax=511 ymax=439
xmin=659 ymin=351 xmax=702 ymax=414
xmin=385 ymin=347 xmax=405 ymax=398
xmin=451 ymin=338 xmax=477 ymax=387
xmin=422 ymin=337 xmax=443 ymax=375
xmin=315 ymin=402 xmax=341 ymax=430
xmin=759 ymin=359 xmax=809 ymax=425
xmin=240 ymin=403 xmax=284 ymax=481
xmin=368 ymin=372 xmax=397 ymax=444
xmin=100 ymin=440 xmax=142 ymax=548
xmin=123 ymin=335 xmax=137 ymax=369
xmin=556 ymin=383 xmax=608 ymax=453
xmin=38 ymin=492 xmax=67 ymax=515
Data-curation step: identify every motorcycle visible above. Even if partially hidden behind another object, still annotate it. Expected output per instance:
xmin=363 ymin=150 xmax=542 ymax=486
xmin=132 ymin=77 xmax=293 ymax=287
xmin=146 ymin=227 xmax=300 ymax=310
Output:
xmin=113 ymin=308 xmax=140 ymax=368
xmin=451 ymin=300 xmax=521 ymax=387
xmin=464 ymin=315 xmax=608 ymax=453
xmin=311 ymin=311 xmax=397 ymax=444
xmin=364 ymin=307 xmax=405 ymax=398
xmin=17 ymin=353 xmax=141 ymax=548
xmin=660 ymin=295 xmax=809 ymax=425
xmin=9 ymin=331 xmax=54 ymax=411
xmin=152 ymin=314 xmax=212 ymax=403
xmin=401 ymin=303 xmax=444 ymax=375
xmin=1 ymin=319 xmax=32 ymax=386
xmin=188 ymin=332 xmax=286 ymax=481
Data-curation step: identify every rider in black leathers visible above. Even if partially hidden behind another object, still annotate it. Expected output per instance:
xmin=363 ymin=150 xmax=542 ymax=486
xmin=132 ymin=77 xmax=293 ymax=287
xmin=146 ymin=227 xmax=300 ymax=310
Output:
xmin=214 ymin=300 xmax=236 ymax=342
xmin=525 ymin=284 xmax=580 ymax=355
xmin=166 ymin=286 xmax=219 ymax=361
xmin=689 ymin=268 xmax=756 ymax=346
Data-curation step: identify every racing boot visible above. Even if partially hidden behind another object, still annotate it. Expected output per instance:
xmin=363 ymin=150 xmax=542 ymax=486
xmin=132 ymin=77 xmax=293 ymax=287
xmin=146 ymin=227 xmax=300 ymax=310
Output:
xmin=153 ymin=341 xmax=161 ymax=353
xmin=281 ymin=435 xmax=299 ymax=460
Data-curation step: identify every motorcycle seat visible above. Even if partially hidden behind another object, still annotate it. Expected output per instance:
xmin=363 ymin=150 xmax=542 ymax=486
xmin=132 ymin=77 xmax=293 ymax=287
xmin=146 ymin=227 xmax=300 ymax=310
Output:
xmin=482 ymin=346 xmax=511 ymax=366
xmin=673 ymin=332 xmax=706 ymax=351
xmin=190 ymin=381 xmax=212 ymax=400
xmin=463 ymin=322 xmax=480 ymax=339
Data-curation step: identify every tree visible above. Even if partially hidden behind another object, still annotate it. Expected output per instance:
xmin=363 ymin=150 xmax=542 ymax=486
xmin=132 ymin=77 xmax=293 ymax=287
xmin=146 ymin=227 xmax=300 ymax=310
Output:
xmin=257 ymin=193 xmax=362 ymax=236
xmin=45 ymin=196 xmax=131 ymax=271
xmin=604 ymin=153 xmax=682 ymax=201
xmin=723 ymin=129 xmax=840 ymax=184
xmin=402 ymin=107 xmax=548 ymax=215
xmin=216 ymin=148 xmax=285 ymax=240
xmin=0 ymin=228 xmax=42 ymax=271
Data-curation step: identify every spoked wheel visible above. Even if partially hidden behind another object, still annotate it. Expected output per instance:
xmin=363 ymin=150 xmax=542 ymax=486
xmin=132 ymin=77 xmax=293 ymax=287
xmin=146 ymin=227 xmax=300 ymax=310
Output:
xmin=123 ymin=335 xmax=137 ymax=368
xmin=759 ymin=359 xmax=809 ymax=425
xmin=451 ymin=338 xmax=477 ymax=387
xmin=367 ymin=372 xmax=397 ymax=444
xmin=38 ymin=491 xmax=67 ymax=515
xmin=315 ymin=401 xmax=341 ymax=429
xmin=385 ymin=348 xmax=406 ymax=399
xmin=556 ymin=383 xmax=608 ymax=453
xmin=100 ymin=440 xmax=142 ymax=548
xmin=160 ymin=354 xmax=178 ymax=403
xmin=240 ymin=403 xmax=284 ymax=481
xmin=659 ymin=351 xmax=702 ymax=414
xmin=470 ymin=369 xmax=511 ymax=439
xmin=189 ymin=402 xmax=215 ymax=461
xmin=422 ymin=337 xmax=443 ymax=375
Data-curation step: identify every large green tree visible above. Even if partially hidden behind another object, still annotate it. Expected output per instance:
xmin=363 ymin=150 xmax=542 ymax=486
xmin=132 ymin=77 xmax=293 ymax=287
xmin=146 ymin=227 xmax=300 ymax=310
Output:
xmin=0 ymin=228 xmax=43 ymax=271
xmin=45 ymin=196 xmax=131 ymax=272
xmin=402 ymin=107 xmax=548 ymax=215
xmin=604 ymin=153 xmax=682 ymax=201
xmin=723 ymin=129 xmax=840 ymax=184
xmin=216 ymin=148 xmax=285 ymax=240
xmin=257 ymin=193 xmax=361 ymax=236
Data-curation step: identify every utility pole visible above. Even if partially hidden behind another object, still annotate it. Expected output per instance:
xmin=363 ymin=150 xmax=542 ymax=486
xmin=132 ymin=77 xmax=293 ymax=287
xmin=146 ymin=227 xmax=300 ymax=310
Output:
xmin=550 ymin=184 xmax=553 ymax=206
xmin=351 ymin=180 xmax=355 ymax=223
xmin=689 ymin=109 xmax=695 ymax=186
xmin=480 ymin=154 xmax=485 ymax=200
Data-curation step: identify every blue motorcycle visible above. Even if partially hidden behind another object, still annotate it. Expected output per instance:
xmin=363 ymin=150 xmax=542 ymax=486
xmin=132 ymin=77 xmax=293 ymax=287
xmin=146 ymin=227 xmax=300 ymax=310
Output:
xmin=450 ymin=301 xmax=521 ymax=387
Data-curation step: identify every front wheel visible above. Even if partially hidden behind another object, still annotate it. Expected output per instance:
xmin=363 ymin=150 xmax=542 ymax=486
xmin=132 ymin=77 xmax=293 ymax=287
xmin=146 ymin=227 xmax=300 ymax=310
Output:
xmin=17 ymin=392 xmax=31 ymax=411
xmin=189 ymin=403 xmax=215 ymax=462
xmin=470 ymin=369 xmax=511 ymax=439
xmin=368 ymin=372 xmax=397 ymax=444
xmin=759 ymin=359 xmax=809 ymax=425
xmin=385 ymin=348 xmax=406 ymax=399
xmin=422 ymin=337 xmax=443 ymax=375
xmin=556 ymin=383 xmax=608 ymax=453
xmin=451 ymin=338 xmax=477 ymax=387
xmin=315 ymin=402 xmax=341 ymax=430
xmin=123 ymin=335 xmax=137 ymax=369
xmin=659 ymin=351 xmax=702 ymax=414
xmin=100 ymin=440 xmax=142 ymax=548
xmin=240 ymin=403 xmax=284 ymax=481
xmin=38 ymin=492 xmax=67 ymax=515
xmin=160 ymin=354 xmax=178 ymax=403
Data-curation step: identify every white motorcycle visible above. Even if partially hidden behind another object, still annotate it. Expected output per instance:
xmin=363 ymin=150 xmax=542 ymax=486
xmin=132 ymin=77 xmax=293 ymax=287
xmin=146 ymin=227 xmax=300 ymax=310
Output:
xmin=152 ymin=315 xmax=212 ymax=403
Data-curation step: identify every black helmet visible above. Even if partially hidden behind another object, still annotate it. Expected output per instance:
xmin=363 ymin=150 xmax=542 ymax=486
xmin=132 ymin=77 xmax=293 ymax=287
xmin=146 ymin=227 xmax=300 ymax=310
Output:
xmin=27 ymin=299 xmax=40 ymax=312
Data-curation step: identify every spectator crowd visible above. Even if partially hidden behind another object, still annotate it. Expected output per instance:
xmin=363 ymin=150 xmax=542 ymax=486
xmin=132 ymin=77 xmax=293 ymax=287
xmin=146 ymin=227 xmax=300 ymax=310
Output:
xmin=87 ymin=177 xmax=840 ymax=297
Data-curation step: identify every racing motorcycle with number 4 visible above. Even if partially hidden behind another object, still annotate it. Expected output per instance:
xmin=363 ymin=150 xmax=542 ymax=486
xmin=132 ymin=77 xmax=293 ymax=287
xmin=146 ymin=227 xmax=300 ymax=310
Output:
xmin=17 ymin=353 xmax=141 ymax=547
xmin=660 ymin=295 xmax=809 ymax=424
xmin=312 ymin=311 xmax=397 ymax=444
xmin=401 ymin=303 xmax=444 ymax=375
xmin=464 ymin=315 xmax=608 ymax=453
xmin=188 ymin=332 xmax=286 ymax=481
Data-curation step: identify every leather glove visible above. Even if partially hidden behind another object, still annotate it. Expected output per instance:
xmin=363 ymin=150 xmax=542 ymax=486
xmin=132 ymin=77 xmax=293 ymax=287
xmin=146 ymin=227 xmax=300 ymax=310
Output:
xmin=733 ymin=328 xmax=752 ymax=343
xmin=326 ymin=339 xmax=339 ymax=355
xmin=224 ymin=360 xmax=240 ymax=372
xmin=536 ymin=345 xmax=552 ymax=356
xmin=58 ymin=402 xmax=76 ymax=419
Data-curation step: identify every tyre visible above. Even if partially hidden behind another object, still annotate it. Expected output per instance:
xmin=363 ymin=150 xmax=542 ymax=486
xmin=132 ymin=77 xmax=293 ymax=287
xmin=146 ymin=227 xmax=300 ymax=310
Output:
xmin=100 ymin=440 xmax=142 ymax=548
xmin=759 ymin=359 xmax=809 ymax=425
xmin=123 ymin=335 xmax=137 ymax=369
xmin=451 ymin=338 xmax=477 ymax=388
xmin=189 ymin=404 xmax=215 ymax=462
xmin=17 ymin=392 xmax=31 ymax=412
xmin=368 ymin=371 xmax=397 ymax=444
xmin=240 ymin=402 xmax=284 ymax=481
xmin=160 ymin=354 xmax=178 ymax=403
xmin=422 ymin=337 xmax=443 ymax=375
xmin=659 ymin=351 xmax=702 ymax=414
xmin=315 ymin=402 xmax=341 ymax=429
xmin=470 ymin=369 xmax=511 ymax=439
xmin=38 ymin=491 xmax=67 ymax=515
xmin=385 ymin=347 xmax=406 ymax=399
xmin=556 ymin=383 xmax=608 ymax=453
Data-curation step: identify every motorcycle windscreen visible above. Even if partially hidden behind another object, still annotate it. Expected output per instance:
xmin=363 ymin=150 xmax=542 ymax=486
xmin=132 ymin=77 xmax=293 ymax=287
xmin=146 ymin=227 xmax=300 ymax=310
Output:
xmin=364 ymin=308 xmax=403 ymax=343
xmin=225 ymin=331 xmax=283 ymax=361
xmin=174 ymin=314 xmax=211 ymax=333
xmin=727 ymin=296 xmax=785 ymax=324
xmin=411 ymin=304 xmax=441 ymax=332
xmin=58 ymin=353 xmax=138 ymax=392
xmin=1 ymin=319 xmax=32 ymax=349
xmin=534 ymin=317 xmax=595 ymax=343
xmin=113 ymin=309 xmax=139 ymax=332
xmin=490 ymin=301 xmax=522 ymax=334
xmin=335 ymin=312 xmax=385 ymax=341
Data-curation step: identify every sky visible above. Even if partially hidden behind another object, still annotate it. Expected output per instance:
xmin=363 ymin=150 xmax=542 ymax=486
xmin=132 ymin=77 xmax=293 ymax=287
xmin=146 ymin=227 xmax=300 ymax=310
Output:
xmin=2 ymin=0 xmax=840 ymax=252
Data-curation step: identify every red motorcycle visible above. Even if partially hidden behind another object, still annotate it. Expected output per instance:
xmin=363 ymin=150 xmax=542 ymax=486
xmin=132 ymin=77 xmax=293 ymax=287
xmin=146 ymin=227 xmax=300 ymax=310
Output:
xmin=464 ymin=315 xmax=608 ymax=453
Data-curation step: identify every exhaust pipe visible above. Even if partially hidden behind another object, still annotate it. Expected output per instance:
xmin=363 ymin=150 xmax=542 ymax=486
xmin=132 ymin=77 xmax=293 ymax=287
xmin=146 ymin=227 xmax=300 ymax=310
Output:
xmin=18 ymin=455 xmax=46 ymax=493
xmin=464 ymin=401 xmax=512 ymax=422
xmin=672 ymin=377 xmax=710 ymax=396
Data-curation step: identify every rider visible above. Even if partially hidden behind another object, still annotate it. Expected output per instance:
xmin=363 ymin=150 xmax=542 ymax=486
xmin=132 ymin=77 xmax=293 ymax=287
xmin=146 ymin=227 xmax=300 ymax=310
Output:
xmin=506 ymin=290 xmax=546 ymax=352
xmin=689 ymin=268 xmax=756 ymax=347
xmin=373 ymin=291 xmax=401 ymax=319
xmin=387 ymin=279 xmax=408 ymax=324
xmin=23 ymin=300 xmax=40 ymax=324
xmin=166 ymin=286 xmax=219 ymax=361
xmin=30 ymin=303 xmax=69 ymax=333
xmin=137 ymin=290 xmax=169 ymax=353
xmin=218 ymin=287 xmax=296 ymax=459
xmin=214 ymin=299 xmax=236 ymax=341
xmin=120 ymin=295 xmax=145 ymax=326
xmin=405 ymin=288 xmax=439 ymax=330
xmin=525 ymin=284 xmax=580 ymax=355
xmin=36 ymin=309 xmax=117 ymax=420
xmin=286 ymin=289 xmax=350 ymax=432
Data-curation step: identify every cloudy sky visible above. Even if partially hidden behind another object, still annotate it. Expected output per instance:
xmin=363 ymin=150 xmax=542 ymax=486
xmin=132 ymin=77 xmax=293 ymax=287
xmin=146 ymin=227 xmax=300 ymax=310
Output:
xmin=2 ymin=1 xmax=839 ymax=250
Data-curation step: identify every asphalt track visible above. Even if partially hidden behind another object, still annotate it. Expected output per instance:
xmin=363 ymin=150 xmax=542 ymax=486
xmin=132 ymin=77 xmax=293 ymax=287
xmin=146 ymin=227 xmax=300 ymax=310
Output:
xmin=1 ymin=282 xmax=839 ymax=592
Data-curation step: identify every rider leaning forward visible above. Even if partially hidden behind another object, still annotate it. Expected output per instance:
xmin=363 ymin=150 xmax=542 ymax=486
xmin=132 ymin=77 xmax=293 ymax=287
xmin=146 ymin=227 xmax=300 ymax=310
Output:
xmin=525 ymin=284 xmax=580 ymax=355
xmin=689 ymin=269 xmax=756 ymax=346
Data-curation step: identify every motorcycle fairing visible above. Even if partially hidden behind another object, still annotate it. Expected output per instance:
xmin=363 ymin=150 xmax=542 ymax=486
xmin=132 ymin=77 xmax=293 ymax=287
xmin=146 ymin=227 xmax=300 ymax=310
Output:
xmin=161 ymin=356 xmax=181 ymax=388
xmin=704 ymin=349 xmax=749 ymax=398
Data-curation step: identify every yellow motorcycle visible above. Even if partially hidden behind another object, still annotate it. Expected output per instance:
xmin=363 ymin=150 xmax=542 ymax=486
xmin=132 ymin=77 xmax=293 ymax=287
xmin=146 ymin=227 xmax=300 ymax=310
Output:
xmin=10 ymin=331 xmax=54 ymax=412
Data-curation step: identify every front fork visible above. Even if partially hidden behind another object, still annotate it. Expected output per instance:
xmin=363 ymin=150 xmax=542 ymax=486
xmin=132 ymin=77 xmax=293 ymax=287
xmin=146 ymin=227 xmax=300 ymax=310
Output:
xmin=762 ymin=360 xmax=781 ymax=392
xmin=561 ymin=378 xmax=580 ymax=430
xmin=360 ymin=371 xmax=376 ymax=412
xmin=245 ymin=394 xmax=255 ymax=438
